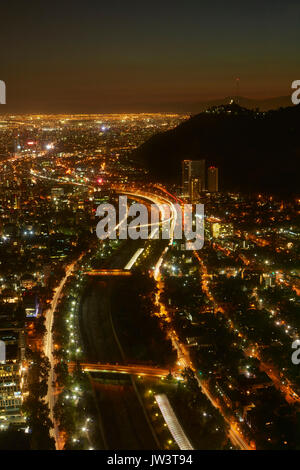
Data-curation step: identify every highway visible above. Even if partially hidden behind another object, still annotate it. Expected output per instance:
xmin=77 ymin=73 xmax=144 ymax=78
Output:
xmin=116 ymin=188 xmax=178 ymax=246
xmin=44 ymin=255 xmax=84 ymax=450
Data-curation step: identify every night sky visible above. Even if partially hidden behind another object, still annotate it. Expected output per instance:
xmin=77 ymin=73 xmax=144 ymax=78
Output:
xmin=1 ymin=0 xmax=299 ymax=112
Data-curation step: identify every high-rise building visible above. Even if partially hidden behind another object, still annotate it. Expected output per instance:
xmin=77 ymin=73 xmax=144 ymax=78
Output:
xmin=190 ymin=178 xmax=201 ymax=202
xmin=0 ymin=327 xmax=26 ymax=429
xmin=14 ymin=194 xmax=20 ymax=210
xmin=182 ymin=160 xmax=190 ymax=196
xmin=207 ymin=166 xmax=219 ymax=192
xmin=182 ymin=160 xmax=206 ymax=196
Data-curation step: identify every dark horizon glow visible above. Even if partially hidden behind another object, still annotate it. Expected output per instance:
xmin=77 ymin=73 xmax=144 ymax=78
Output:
xmin=1 ymin=0 xmax=300 ymax=112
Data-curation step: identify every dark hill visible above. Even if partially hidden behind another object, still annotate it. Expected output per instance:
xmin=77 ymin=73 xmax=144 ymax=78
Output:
xmin=147 ymin=95 xmax=292 ymax=114
xmin=132 ymin=103 xmax=300 ymax=195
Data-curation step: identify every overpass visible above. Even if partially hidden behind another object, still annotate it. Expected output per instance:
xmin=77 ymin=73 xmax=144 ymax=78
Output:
xmin=68 ymin=362 xmax=174 ymax=378
xmin=83 ymin=269 xmax=132 ymax=276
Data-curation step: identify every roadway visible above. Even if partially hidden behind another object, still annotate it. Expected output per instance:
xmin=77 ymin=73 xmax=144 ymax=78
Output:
xmin=44 ymin=255 xmax=84 ymax=450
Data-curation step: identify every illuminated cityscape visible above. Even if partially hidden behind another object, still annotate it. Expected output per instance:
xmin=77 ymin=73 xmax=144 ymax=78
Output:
xmin=0 ymin=110 xmax=298 ymax=452
xmin=0 ymin=0 xmax=299 ymax=458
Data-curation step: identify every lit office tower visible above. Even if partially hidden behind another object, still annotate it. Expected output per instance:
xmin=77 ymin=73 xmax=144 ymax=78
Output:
xmin=191 ymin=178 xmax=201 ymax=202
xmin=182 ymin=160 xmax=206 ymax=196
xmin=182 ymin=160 xmax=191 ymax=196
xmin=0 ymin=327 xmax=26 ymax=429
xmin=207 ymin=166 xmax=219 ymax=192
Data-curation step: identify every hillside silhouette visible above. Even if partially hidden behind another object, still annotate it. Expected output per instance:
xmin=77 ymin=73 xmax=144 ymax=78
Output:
xmin=133 ymin=103 xmax=300 ymax=195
